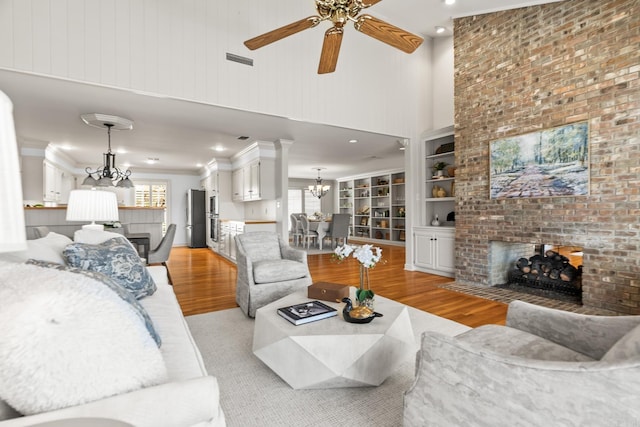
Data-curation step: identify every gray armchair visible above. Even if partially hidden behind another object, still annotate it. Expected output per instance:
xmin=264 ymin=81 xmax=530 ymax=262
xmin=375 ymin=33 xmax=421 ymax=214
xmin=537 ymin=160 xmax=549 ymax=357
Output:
xmin=235 ymin=231 xmax=312 ymax=317
xmin=404 ymin=300 xmax=640 ymax=426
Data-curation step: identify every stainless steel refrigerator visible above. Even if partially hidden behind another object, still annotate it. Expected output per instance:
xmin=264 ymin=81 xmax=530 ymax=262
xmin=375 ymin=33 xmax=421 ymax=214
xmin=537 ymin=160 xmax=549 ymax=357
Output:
xmin=186 ymin=189 xmax=206 ymax=248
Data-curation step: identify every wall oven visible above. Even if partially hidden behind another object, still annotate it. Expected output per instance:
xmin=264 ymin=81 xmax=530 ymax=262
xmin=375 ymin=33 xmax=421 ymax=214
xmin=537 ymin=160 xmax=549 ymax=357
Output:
xmin=210 ymin=217 xmax=219 ymax=242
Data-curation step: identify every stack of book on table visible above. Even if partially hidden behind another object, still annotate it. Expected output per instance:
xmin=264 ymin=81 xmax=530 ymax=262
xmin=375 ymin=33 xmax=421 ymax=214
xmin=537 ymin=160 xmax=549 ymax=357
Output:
xmin=277 ymin=300 xmax=337 ymax=325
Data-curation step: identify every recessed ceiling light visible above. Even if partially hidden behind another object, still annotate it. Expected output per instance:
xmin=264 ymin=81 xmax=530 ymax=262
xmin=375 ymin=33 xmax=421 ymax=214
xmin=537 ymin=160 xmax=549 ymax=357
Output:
xmin=436 ymin=26 xmax=446 ymax=34
xmin=213 ymin=146 xmax=225 ymax=152
xmin=444 ymin=0 xmax=455 ymax=5
xmin=196 ymin=163 xmax=203 ymax=168
xmin=349 ymin=139 xmax=358 ymax=144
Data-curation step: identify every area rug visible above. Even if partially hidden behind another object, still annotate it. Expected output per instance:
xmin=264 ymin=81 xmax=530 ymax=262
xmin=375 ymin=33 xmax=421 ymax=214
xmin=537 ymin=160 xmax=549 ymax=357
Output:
xmin=186 ymin=306 xmax=468 ymax=427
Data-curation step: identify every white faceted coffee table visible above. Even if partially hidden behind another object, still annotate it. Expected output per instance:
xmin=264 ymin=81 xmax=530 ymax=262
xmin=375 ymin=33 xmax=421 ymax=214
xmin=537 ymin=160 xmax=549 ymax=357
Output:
xmin=253 ymin=289 xmax=415 ymax=389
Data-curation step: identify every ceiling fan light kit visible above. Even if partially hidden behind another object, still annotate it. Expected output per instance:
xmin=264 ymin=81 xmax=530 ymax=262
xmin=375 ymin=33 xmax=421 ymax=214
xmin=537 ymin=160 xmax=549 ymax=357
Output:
xmin=244 ymin=0 xmax=424 ymax=74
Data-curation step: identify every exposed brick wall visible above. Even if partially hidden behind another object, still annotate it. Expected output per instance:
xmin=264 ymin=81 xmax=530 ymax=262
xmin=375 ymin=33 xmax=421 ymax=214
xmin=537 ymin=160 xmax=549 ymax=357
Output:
xmin=453 ymin=0 xmax=640 ymax=314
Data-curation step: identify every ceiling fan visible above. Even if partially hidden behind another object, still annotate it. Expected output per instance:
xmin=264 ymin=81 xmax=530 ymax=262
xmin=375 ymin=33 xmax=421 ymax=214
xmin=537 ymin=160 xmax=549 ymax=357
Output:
xmin=244 ymin=0 xmax=424 ymax=74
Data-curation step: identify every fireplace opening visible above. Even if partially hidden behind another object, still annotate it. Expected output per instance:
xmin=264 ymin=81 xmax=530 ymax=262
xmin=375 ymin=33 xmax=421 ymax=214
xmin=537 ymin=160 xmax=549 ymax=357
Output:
xmin=489 ymin=242 xmax=583 ymax=304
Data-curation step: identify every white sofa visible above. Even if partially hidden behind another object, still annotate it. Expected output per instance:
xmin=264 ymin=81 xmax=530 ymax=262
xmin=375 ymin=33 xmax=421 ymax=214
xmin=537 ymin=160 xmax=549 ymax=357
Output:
xmin=0 ymin=231 xmax=225 ymax=427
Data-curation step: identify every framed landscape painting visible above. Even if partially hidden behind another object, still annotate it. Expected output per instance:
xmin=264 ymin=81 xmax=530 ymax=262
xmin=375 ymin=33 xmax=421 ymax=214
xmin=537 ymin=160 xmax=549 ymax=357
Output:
xmin=490 ymin=121 xmax=589 ymax=199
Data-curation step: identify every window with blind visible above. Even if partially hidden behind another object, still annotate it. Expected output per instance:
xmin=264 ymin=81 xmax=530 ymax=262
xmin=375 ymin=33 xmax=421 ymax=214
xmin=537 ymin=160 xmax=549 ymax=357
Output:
xmin=287 ymin=188 xmax=321 ymax=230
xmin=134 ymin=181 xmax=168 ymax=231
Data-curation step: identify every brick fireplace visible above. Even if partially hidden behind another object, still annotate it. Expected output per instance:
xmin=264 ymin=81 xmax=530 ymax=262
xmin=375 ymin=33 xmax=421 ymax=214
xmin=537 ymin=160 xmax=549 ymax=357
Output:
xmin=489 ymin=241 xmax=582 ymax=302
xmin=453 ymin=0 xmax=640 ymax=314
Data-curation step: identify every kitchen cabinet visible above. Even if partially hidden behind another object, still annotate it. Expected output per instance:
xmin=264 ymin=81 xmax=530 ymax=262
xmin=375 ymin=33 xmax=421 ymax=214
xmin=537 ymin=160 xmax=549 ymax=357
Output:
xmin=413 ymin=227 xmax=455 ymax=277
xmin=232 ymin=169 xmax=243 ymax=201
xmin=232 ymin=159 xmax=275 ymax=202
xmin=43 ymin=160 xmax=74 ymax=203
xmin=218 ymin=221 xmax=244 ymax=262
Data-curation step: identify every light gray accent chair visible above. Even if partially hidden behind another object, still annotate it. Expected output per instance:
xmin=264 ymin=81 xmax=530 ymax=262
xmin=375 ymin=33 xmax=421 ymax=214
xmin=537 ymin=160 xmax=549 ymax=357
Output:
xmin=33 ymin=226 xmax=50 ymax=239
xmin=404 ymin=300 xmax=640 ymax=427
xmin=235 ymin=231 xmax=312 ymax=318
xmin=148 ymin=223 xmax=177 ymax=265
xmin=324 ymin=213 xmax=350 ymax=249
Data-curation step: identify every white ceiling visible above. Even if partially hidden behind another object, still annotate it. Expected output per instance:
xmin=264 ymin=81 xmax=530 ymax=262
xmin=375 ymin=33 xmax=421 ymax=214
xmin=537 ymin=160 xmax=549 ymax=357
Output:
xmin=0 ymin=0 xmax=563 ymax=180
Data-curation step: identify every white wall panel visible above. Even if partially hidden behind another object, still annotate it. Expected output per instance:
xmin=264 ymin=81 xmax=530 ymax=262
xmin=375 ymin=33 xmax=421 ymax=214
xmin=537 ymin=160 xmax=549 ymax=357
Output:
xmin=128 ymin=0 xmax=145 ymax=90
xmin=66 ymin=0 xmax=85 ymax=81
xmin=0 ymin=1 xmax=14 ymax=65
xmin=50 ymin=0 xmax=69 ymax=76
xmin=32 ymin=0 xmax=50 ymax=73
xmin=12 ymin=0 xmax=32 ymax=70
xmin=83 ymin=0 xmax=102 ymax=83
xmin=114 ymin=0 xmax=131 ymax=88
xmin=99 ymin=0 xmax=117 ymax=86
xmin=142 ymin=0 xmax=159 ymax=93
xmin=1 ymin=0 xmax=432 ymax=139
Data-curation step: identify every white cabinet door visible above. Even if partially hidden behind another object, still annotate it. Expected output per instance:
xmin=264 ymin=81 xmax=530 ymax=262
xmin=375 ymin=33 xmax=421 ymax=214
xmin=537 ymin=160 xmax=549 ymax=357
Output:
xmin=414 ymin=230 xmax=436 ymax=269
xmin=232 ymin=169 xmax=243 ymax=201
xmin=249 ymin=161 xmax=260 ymax=200
xmin=434 ymin=230 xmax=455 ymax=273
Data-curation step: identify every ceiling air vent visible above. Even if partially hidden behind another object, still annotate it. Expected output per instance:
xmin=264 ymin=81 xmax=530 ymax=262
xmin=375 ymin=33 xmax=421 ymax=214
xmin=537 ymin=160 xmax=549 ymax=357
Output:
xmin=237 ymin=136 xmax=250 ymax=141
xmin=226 ymin=53 xmax=253 ymax=66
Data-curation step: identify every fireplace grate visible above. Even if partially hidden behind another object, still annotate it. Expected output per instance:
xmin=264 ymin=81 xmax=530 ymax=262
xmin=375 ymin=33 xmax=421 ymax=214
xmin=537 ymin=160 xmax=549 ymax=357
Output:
xmin=507 ymin=269 xmax=582 ymax=298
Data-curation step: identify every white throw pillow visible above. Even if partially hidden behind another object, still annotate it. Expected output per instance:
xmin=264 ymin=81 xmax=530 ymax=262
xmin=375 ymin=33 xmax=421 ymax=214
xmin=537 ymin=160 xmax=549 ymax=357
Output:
xmin=0 ymin=261 xmax=168 ymax=415
xmin=0 ymin=232 xmax=72 ymax=265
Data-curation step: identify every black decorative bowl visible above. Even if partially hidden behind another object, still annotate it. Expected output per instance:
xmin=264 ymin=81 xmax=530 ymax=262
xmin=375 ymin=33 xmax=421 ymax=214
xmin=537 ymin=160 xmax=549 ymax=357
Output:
xmin=341 ymin=297 xmax=383 ymax=324
xmin=342 ymin=311 xmax=383 ymax=324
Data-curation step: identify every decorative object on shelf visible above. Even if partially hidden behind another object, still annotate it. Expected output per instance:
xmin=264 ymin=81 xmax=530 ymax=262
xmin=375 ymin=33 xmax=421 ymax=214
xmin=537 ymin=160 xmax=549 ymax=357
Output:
xmin=393 ymin=177 xmax=405 ymax=184
xmin=435 ymin=141 xmax=455 ymax=154
xmin=447 ymin=166 xmax=457 ymax=177
xmin=309 ymin=167 xmax=331 ymax=199
xmin=437 ymin=187 xmax=447 ymax=198
xmin=80 ymin=113 xmax=134 ymax=188
xmin=333 ymin=243 xmax=383 ymax=314
xmin=433 ymin=161 xmax=449 ymax=178
xmin=431 ymin=214 xmax=440 ymax=226
xmin=341 ymin=297 xmax=383 ymax=323
xmin=450 ymin=181 xmax=455 ymax=197
xmin=447 ymin=211 xmax=455 ymax=222
xmin=432 ymin=185 xmax=441 ymax=198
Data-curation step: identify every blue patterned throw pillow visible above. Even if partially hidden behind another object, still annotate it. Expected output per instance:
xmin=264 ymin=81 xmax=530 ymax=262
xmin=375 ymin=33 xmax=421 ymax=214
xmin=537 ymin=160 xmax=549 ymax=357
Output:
xmin=63 ymin=237 xmax=157 ymax=300
xmin=25 ymin=259 xmax=161 ymax=347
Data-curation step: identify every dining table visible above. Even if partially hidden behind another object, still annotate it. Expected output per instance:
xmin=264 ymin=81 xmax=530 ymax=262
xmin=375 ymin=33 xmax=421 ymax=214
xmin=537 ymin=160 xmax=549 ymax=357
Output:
xmin=307 ymin=219 xmax=331 ymax=250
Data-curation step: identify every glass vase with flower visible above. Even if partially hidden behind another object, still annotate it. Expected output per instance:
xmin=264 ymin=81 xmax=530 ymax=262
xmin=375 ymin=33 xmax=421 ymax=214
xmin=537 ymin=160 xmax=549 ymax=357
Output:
xmin=333 ymin=243 xmax=383 ymax=314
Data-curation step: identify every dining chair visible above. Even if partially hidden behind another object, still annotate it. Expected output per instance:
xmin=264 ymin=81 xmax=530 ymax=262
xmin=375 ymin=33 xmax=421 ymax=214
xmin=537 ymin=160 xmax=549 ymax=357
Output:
xmin=324 ymin=213 xmax=351 ymax=249
xmin=289 ymin=214 xmax=303 ymax=246
xmin=299 ymin=215 xmax=318 ymax=249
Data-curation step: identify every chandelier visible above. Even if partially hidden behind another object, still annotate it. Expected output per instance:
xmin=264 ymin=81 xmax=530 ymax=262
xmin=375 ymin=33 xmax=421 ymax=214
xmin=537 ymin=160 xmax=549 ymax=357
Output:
xmin=80 ymin=113 xmax=134 ymax=188
xmin=309 ymin=167 xmax=331 ymax=199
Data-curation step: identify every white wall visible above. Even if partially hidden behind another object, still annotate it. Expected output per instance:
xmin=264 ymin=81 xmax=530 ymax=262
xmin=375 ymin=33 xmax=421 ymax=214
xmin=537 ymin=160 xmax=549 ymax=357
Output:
xmin=431 ymin=36 xmax=455 ymax=130
xmin=0 ymin=0 xmax=431 ymax=139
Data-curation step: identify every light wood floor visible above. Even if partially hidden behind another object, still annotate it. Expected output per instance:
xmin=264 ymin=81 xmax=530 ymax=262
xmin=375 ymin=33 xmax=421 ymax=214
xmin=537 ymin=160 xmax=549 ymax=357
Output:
xmin=168 ymin=242 xmax=508 ymax=327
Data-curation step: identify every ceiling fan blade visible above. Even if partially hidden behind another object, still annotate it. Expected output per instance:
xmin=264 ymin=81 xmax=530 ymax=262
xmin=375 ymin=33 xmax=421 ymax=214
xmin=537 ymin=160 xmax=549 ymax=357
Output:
xmin=354 ymin=14 xmax=423 ymax=54
xmin=244 ymin=16 xmax=321 ymax=50
xmin=318 ymin=27 xmax=344 ymax=74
